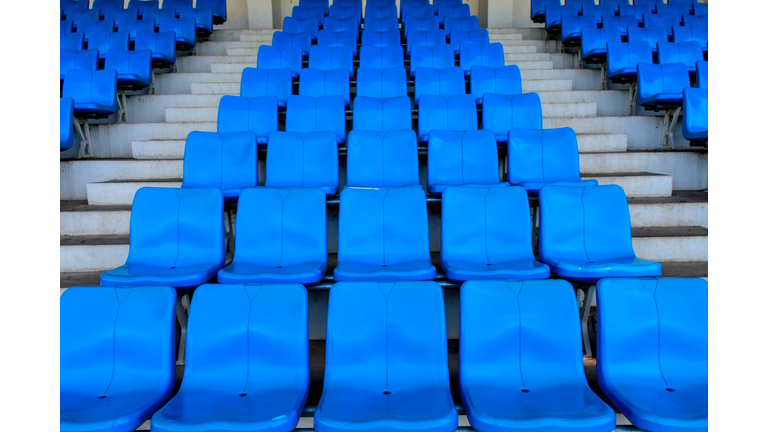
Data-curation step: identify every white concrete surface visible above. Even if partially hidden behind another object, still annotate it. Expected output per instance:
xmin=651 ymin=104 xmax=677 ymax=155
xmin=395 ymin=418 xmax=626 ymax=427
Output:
xmin=61 ymin=160 xmax=183 ymax=200
xmin=633 ymin=236 xmax=708 ymax=262
xmin=87 ymin=181 xmax=183 ymax=205
xmin=60 ymin=244 xmax=128 ymax=272
xmin=581 ymin=174 xmax=673 ymax=198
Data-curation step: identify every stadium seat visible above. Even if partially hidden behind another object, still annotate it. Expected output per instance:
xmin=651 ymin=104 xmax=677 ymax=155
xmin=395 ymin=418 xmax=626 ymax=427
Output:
xmin=194 ymin=0 xmax=226 ymax=24
xmin=150 ymin=284 xmax=309 ymax=432
xmin=366 ymin=17 xmax=399 ymax=32
xmin=596 ymin=277 xmax=708 ymax=431
xmin=355 ymin=67 xmax=407 ymax=98
xmin=482 ymin=93 xmax=543 ymax=144
xmin=334 ymin=187 xmax=436 ymax=281
xmin=346 ymin=130 xmax=420 ymax=188
xmin=693 ymin=2 xmax=708 ymax=16
xmin=273 ymin=31 xmax=312 ymax=58
xmin=434 ymin=0 xmax=463 ymax=9
xmin=682 ymin=87 xmax=708 ymax=143
xmin=286 ymin=95 xmax=346 ymax=144
xmin=61 ymin=19 xmax=74 ymax=34
xmin=449 ymin=28 xmax=489 ymax=55
xmin=61 ymin=286 xmax=176 ymax=432
xmin=176 ymin=6 xmax=214 ymax=36
xmin=539 ymin=184 xmax=662 ymax=283
xmin=299 ymin=0 xmax=329 ymax=16
xmin=581 ymin=4 xmax=616 ymax=23
xmin=606 ymin=40 xmax=652 ymax=84
xmin=114 ymin=18 xmax=155 ymax=42
xmin=696 ymin=60 xmax=707 ymax=88
xmin=544 ymin=4 xmax=579 ymax=33
xmin=61 ymin=32 xmax=85 ymax=50
xmin=402 ymin=3 xmax=434 ymax=21
xmin=314 ymin=281 xmax=456 ymax=430
xmin=216 ymin=188 xmax=328 ymax=284
xmin=180 ymin=131 xmax=258 ymax=202
xmin=61 ymin=98 xmax=75 ymax=152
xmin=105 ymin=49 xmax=153 ymax=90
xmin=284 ymin=16 xmax=320 ymax=42
xmin=352 ymin=96 xmax=412 ymax=132
xmin=531 ymin=0 xmax=564 ymax=23
xmin=257 ymin=45 xmax=303 ymax=78
xmin=580 ymin=27 xmax=621 ymax=64
xmin=427 ymin=129 xmax=507 ymax=196
xmin=642 ymin=13 xmax=679 ymax=36
xmin=127 ymin=0 xmax=159 ymax=19
xmin=103 ymin=8 xmax=138 ymax=28
xmin=657 ymin=41 xmax=704 ymax=76
xmin=317 ymin=30 xmax=357 ymax=58
xmin=359 ymin=45 xmax=404 ymax=69
xmin=410 ymin=44 xmax=455 ymax=78
xmin=601 ymin=14 xmax=638 ymax=38
xmin=414 ymin=67 xmax=465 ymax=107
xmin=159 ymin=17 xmax=197 ymax=50
xmin=407 ymin=29 xmax=447 ymax=57
xmin=365 ymin=5 xmax=398 ymax=20
xmin=469 ymin=65 xmax=522 ymax=106
xmin=437 ymin=4 xmax=470 ymax=24
xmin=240 ymin=67 xmax=292 ymax=108
xmin=627 ymin=26 xmax=667 ymax=54
xmin=443 ymin=16 xmax=480 ymax=35
xmin=329 ymin=4 xmax=362 ymax=25
xmin=323 ymin=17 xmax=358 ymax=40
xmin=404 ymin=16 xmax=440 ymax=41
xmin=162 ymin=0 xmax=192 ymax=10
xmin=142 ymin=8 xmax=177 ymax=29
xmin=294 ymin=5 xmax=325 ymax=26
xmin=60 ymin=49 xmax=99 ymax=84
xmin=507 ymin=127 xmax=598 ymax=195
xmin=308 ymin=45 xmax=354 ymax=78
xmin=65 ymin=8 xmax=101 ymax=30
xmin=459 ymin=280 xmax=616 ymax=431
xmin=361 ymin=29 xmax=401 ymax=47
xmin=100 ymin=187 xmax=225 ymax=289
xmin=61 ymin=0 xmax=89 ymax=13
xmin=63 ymin=68 xmax=117 ymax=122
xmin=683 ymin=14 xmax=707 ymax=28
xmin=459 ymin=43 xmax=505 ymax=77
xmin=672 ymin=26 xmax=708 ymax=55
xmin=656 ymin=3 xmax=689 ymax=22
xmin=217 ymin=95 xmax=279 ymax=146
xmin=300 ymin=69 xmax=350 ymax=106
xmin=418 ymin=94 xmax=478 ymax=142
xmin=264 ymin=131 xmax=339 ymax=197
xmin=561 ymin=14 xmax=597 ymax=46
xmin=135 ymin=31 xmax=177 ymax=68
xmin=619 ymin=3 xmax=652 ymax=24
xmin=88 ymin=31 xmax=129 ymax=63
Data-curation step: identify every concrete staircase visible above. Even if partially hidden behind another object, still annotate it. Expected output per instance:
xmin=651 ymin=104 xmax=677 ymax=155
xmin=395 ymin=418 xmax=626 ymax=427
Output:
xmin=60 ymin=27 xmax=708 ymax=282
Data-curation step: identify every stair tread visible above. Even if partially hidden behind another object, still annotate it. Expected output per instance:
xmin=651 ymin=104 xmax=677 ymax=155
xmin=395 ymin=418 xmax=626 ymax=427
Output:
xmin=60 ymin=235 xmax=130 ymax=246
xmin=631 ymin=226 xmax=708 ymax=238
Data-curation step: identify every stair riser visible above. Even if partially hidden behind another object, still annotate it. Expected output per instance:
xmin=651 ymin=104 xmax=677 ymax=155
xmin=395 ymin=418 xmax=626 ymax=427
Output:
xmin=580 ymin=152 xmax=708 ymax=191
xmin=582 ymin=175 xmax=673 ymax=198
xmin=80 ymin=122 xmax=217 ymax=159
xmin=633 ymin=236 xmax=708 ymax=262
xmin=544 ymin=117 xmax=692 ymax=151
xmin=211 ymin=29 xmax=277 ymax=42
xmin=62 ymin=160 xmax=183 ymax=200
xmin=504 ymin=60 xmax=553 ymax=70
xmin=198 ymin=41 xmax=269 ymax=56
xmin=155 ymin=72 xmax=241 ymax=95
xmin=61 ymin=244 xmax=128 ymax=272
xmin=87 ymin=181 xmax=183 ymax=206
xmin=132 ymin=140 xmax=187 ymax=160
xmin=521 ymin=69 xmax=602 ymax=91
xmin=61 ymin=212 xmax=131 ymax=236
xmin=492 ymin=40 xmax=558 ymax=53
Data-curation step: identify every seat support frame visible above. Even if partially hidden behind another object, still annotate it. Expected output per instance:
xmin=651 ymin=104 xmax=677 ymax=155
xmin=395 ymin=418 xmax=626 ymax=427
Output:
xmin=224 ymin=208 xmax=236 ymax=263
xmin=175 ymin=292 xmax=190 ymax=366
xmin=661 ymin=106 xmax=681 ymax=149
xmin=117 ymin=90 xmax=129 ymax=123
xmin=148 ymin=69 xmax=156 ymax=95
xmin=628 ymin=82 xmax=638 ymax=115
xmin=600 ymin=63 xmax=608 ymax=90
xmin=576 ymin=284 xmax=597 ymax=358
xmin=73 ymin=117 xmax=94 ymax=159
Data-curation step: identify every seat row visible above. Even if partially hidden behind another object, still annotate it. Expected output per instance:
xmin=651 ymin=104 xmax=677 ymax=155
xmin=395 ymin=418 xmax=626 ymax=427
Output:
xmin=62 ymin=277 xmax=708 ymax=432
xmin=562 ymin=14 xmax=708 ymax=49
xmin=61 ymin=0 xmax=227 ymax=25
xmin=532 ymin=0 xmax=708 ymax=23
xmin=61 ymin=16 xmax=199 ymax=51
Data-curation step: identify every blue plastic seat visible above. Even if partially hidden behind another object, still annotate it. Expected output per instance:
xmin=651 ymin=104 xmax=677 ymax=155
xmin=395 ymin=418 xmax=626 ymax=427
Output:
xmin=135 ymin=31 xmax=177 ymax=67
xmin=309 ymin=45 xmax=354 ymax=78
xmin=114 ymin=18 xmax=155 ymax=42
xmin=62 ymin=69 xmax=118 ymax=118
xmin=176 ymin=6 xmax=214 ymax=36
xmin=77 ymin=18 xmax=115 ymax=40
xmin=507 ymin=127 xmax=598 ymax=195
xmin=404 ymin=16 xmax=440 ymax=41
xmin=61 ymin=286 xmax=176 ymax=432
xmin=299 ymin=0 xmax=329 ymax=16
xmin=60 ymin=48 xmax=97 ymax=80
xmin=672 ymin=25 xmax=708 ymax=54
xmin=459 ymin=42 xmax=504 ymax=77
xmin=240 ymin=67 xmax=293 ymax=108
xmin=682 ymin=14 xmax=707 ymax=27
xmin=286 ymin=95 xmax=346 ymax=144
xmin=657 ymin=41 xmax=704 ymax=76
xmin=601 ymin=14 xmax=638 ymax=38
xmin=599 ymin=0 xmax=622 ymax=14
xmin=531 ymin=0 xmax=565 ymax=23
xmin=606 ymin=40 xmax=652 ymax=84
xmin=627 ymin=26 xmax=667 ymax=54
xmin=682 ymin=87 xmax=707 ymax=143
xmin=414 ymin=67 xmax=465 ymax=106
xmin=693 ymin=2 xmax=708 ymax=16
xmin=355 ymin=67 xmax=407 ymax=98
xmin=162 ymin=0 xmax=192 ymax=10
xmin=142 ymin=8 xmax=177 ymax=29
xmin=103 ymin=8 xmax=138 ymax=28
xmin=418 ymin=94 xmax=478 ymax=143
xmin=334 ymin=187 xmax=436 ymax=281
xmin=469 ymin=65 xmax=522 ymax=106
xmin=561 ymin=14 xmax=597 ymax=45
xmin=365 ymin=4 xmax=398 ymax=20
xmin=352 ymin=96 xmax=412 ymax=132
xmin=427 ymin=129 xmax=507 ymax=196
xmin=293 ymin=5 xmax=325 ymax=25
xmin=181 ymin=131 xmax=258 ymax=202
xmin=323 ymin=17 xmax=358 ymax=40
xmin=150 ymin=284 xmax=309 ymax=431
xmin=283 ymin=16 xmax=319 ymax=42
xmin=642 ymin=13 xmax=679 ymax=36
xmin=61 ymin=0 xmax=89 ymax=13
xmin=61 ymin=32 xmax=85 ymax=50
xmin=66 ymin=8 xmax=101 ymax=30
xmin=346 ymin=130 xmax=420 ymax=188
xmin=257 ymin=45 xmax=303 ymax=78
xmin=580 ymin=27 xmax=621 ymax=63
xmin=539 ymin=185 xmax=662 ymax=283
xmin=596 ymin=277 xmax=708 ymax=431
xmin=581 ymin=4 xmax=616 ymax=22
xmin=159 ymin=17 xmax=197 ymax=50
xmin=127 ymin=0 xmax=159 ymax=19
xmin=545 ymin=4 xmax=579 ymax=33
xmin=656 ymin=3 xmax=688 ymax=21
xmin=366 ymin=17 xmax=399 ymax=32
xmin=61 ymin=97 xmax=75 ymax=152
xmin=482 ymin=93 xmax=542 ymax=144
xmin=105 ymin=49 xmax=153 ymax=90
xmin=359 ymin=45 xmax=404 ymax=69
xmin=696 ymin=60 xmax=707 ymax=88
xmin=449 ymin=28 xmax=488 ymax=55
xmin=61 ymin=19 xmax=74 ymax=33
xmin=216 ymin=187 xmax=328 ymax=284
xmin=637 ymin=62 xmax=689 ymax=111
xmin=264 ymin=131 xmax=339 ymax=196
xmin=459 ymin=280 xmax=616 ymax=431
xmin=88 ymin=31 xmax=129 ymax=62
xmin=361 ymin=29 xmax=401 ymax=47
xmin=437 ymin=3 xmax=470 ymax=24
xmin=443 ymin=16 xmax=480 ymax=35
xmin=402 ymin=3 xmax=434 ymax=22
xmin=100 ymin=188 xmax=225 ymax=289
xmin=217 ymin=95 xmax=278 ymax=146
xmin=410 ymin=44 xmax=455 ymax=78
xmin=299 ymin=69 xmax=350 ymax=106
xmin=314 ymin=281 xmax=456 ymax=431
xmin=619 ymin=3 xmax=651 ymax=24
xmin=273 ymin=31 xmax=312 ymax=58
xmin=317 ymin=30 xmax=357 ymax=58
xmin=329 ymin=4 xmax=362 ymax=26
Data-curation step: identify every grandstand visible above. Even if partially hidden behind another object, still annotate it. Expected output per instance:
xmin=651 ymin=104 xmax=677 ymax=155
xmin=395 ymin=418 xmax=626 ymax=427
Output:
xmin=60 ymin=0 xmax=708 ymax=431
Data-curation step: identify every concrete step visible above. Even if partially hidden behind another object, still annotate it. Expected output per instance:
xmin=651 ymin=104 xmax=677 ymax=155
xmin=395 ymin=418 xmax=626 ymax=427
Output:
xmin=542 ymin=102 xmax=596 ymax=118
xmin=497 ymin=45 xmax=538 ymax=54
xmin=522 ymin=79 xmax=572 ymax=92
xmin=211 ymin=29 xmax=276 ymax=42
xmin=240 ymin=34 xmax=279 ymax=42
xmin=579 ymin=151 xmax=708 ymax=191
xmin=507 ymin=53 xmax=577 ymax=69
xmin=493 ymin=39 xmax=558 ymax=53
xmin=577 ymin=134 xmax=627 ymax=153
xmin=543 ymin=116 xmax=694 ymax=151
xmin=60 ymin=235 xmax=129 ymax=272
xmin=155 ymin=72 xmax=241 ymax=94
xmin=504 ymin=60 xmax=553 ymax=70
xmin=581 ymin=172 xmax=673 ymax=198
xmin=86 ymin=179 xmax=183 ymax=205
xmin=198 ymin=41 xmax=270 ymax=56
xmin=178 ymin=55 xmax=260 ymax=73
xmin=122 ymin=94 xmax=223 ymax=124
xmin=487 ymin=28 xmax=546 ymax=40
xmin=485 ymin=32 xmax=524 ymax=40
xmin=132 ymin=140 xmax=187 ymax=159
xmin=536 ymin=90 xmax=629 ymax=117
xmin=505 ymin=53 xmax=552 ymax=61
xmin=60 ymin=201 xmax=131 ymax=236
xmin=191 ymin=82 xmax=241 ymax=95
xmin=61 ymin=159 xmax=183 ymax=200
xmin=631 ymin=226 xmax=708 ymax=262
xmin=211 ymin=62 xmax=258 ymax=73
xmin=227 ymin=47 xmax=272 ymax=56
xmin=521 ymin=68 xmax=602 ymax=90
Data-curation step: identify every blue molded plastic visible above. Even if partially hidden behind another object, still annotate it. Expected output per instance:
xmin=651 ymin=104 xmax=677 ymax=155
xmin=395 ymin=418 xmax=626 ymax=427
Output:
xmin=459 ymin=43 xmax=505 ymax=77
xmin=562 ymin=14 xmax=597 ymax=45
xmin=637 ymin=62 xmax=690 ymax=109
xmin=406 ymin=29 xmax=446 ymax=58
xmin=60 ymin=48 xmax=98 ymax=83
xmin=105 ymin=49 xmax=153 ymax=89
xmin=359 ymin=45 xmax=405 ymax=70
xmin=672 ymin=26 xmax=708 ymax=54
xmin=273 ymin=31 xmax=313 ymax=58
xmin=265 ymin=131 xmax=340 ymax=196
xmin=404 ymin=16 xmax=440 ymax=41
xmin=418 ymin=94 xmax=478 ymax=143
xmin=286 ymin=95 xmax=347 ymax=144
xmin=240 ymin=67 xmax=293 ymax=108
xmin=309 ymin=45 xmax=354 ymax=78
xmin=657 ymin=41 xmax=704 ymax=75
xmin=361 ymin=29 xmax=401 ymax=47
xmin=482 ymin=93 xmax=543 ymax=144
xmin=355 ymin=67 xmax=407 ymax=98
xmin=353 ymin=96 xmax=412 ymax=132
xmin=444 ymin=16 xmax=479 ymax=35
xmin=469 ymin=65 xmax=522 ymax=105
xmin=580 ymin=27 xmax=621 ymax=63
xmin=448 ymin=28 xmax=488 ymax=55
xmin=61 ymin=97 xmax=75 ymax=152
xmin=90 ymin=31 xmax=130 ymax=62
xmin=414 ymin=66 xmax=466 ymax=107
xmin=366 ymin=17 xmax=399 ymax=32
xmin=427 ymin=129 xmax=507 ymax=195
xmin=284 ymin=16 xmax=319 ymax=41
xmin=606 ymin=41 xmax=653 ymax=83
xmin=299 ymin=68 xmax=351 ymax=107
xmin=216 ymin=95 xmax=278 ymax=146
xmin=682 ymin=87 xmax=707 ymax=142
xmin=159 ymin=17 xmax=197 ymax=50
xmin=346 ymin=130 xmax=420 ymax=188
xmin=257 ymin=45 xmax=303 ymax=78
xmin=317 ymin=30 xmax=357 ymax=58
xmin=62 ymin=69 xmax=118 ymax=117
xmin=696 ymin=60 xmax=707 ymax=89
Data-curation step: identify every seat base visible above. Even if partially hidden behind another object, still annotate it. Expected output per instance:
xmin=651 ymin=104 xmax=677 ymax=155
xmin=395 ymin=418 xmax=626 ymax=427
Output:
xmin=519 ymin=179 xmax=599 ymax=196
xmin=100 ymin=263 xmax=221 ymax=290
xmin=217 ymin=262 xmax=326 ymax=285
xmin=442 ymin=259 xmax=550 ymax=282
xmin=333 ymin=261 xmax=437 ymax=282
xmin=544 ymin=258 xmax=662 ymax=284
xmin=428 ymin=182 xmax=509 ymax=197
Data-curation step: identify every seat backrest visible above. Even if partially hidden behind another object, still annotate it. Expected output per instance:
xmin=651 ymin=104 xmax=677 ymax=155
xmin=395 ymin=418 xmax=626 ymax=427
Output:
xmin=404 ymin=15 xmax=440 ymax=37
xmin=401 ymin=3 xmax=434 ymax=21
xmin=273 ymin=31 xmax=312 ymax=57
xmin=90 ymin=31 xmax=130 ymax=59
xmin=125 ymin=187 xmax=224 ymax=268
xmin=411 ymin=44 xmax=455 ymax=77
xmin=61 ymin=19 xmax=74 ymax=34
xmin=77 ymin=18 xmax=115 ymax=37
xmin=337 ymin=187 xmax=432 ymax=267
xmin=361 ymin=29 xmax=401 ymax=47
xmin=163 ymin=0 xmax=193 ymax=9
xmin=62 ymin=69 xmax=117 ymax=113
xmin=355 ymin=67 xmax=407 ymax=98
xmin=682 ymin=87 xmax=707 ymax=140
xmin=469 ymin=65 xmax=522 ymax=104
xmin=415 ymin=67 xmax=466 ymax=103
xmin=283 ymin=16 xmax=319 ymax=40
xmin=696 ymin=60 xmax=707 ymax=89
xmin=61 ymin=97 xmax=75 ymax=151
xmin=196 ymin=0 xmax=228 ymax=21
xmin=561 ymin=14 xmax=597 ymax=39
xmin=285 ymin=95 xmax=346 ymax=143
xmin=643 ymin=12 xmax=678 ymax=32
xmin=693 ymin=3 xmax=708 ymax=16
xmin=105 ymin=49 xmax=152 ymax=83
xmin=657 ymin=41 xmax=703 ymax=68
xmin=407 ymin=29 xmax=446 ymax=55
xmin=580 ymin=27 xmax=622 ymax=58
xmin=365 ymin=5 xmax=398 ymax=20
xmin=127 ymin=0 xmax=159 ymax=15
xmin=66 ymin=8 xmax=101 ymax=26
xmin=449 ymin=28 xmax=489 ymax=53
xmin=539 ymin=185 xmax=637 ymax=264
xmin=299 ymin=0 xmax=329 ymax=15
xmin=60 ymin=286 xmax=176 ymax=398
xmin=216 ymin=95 xmax=278 ymax=140
xmin=438 ymin=3 xmax=470 ymax=22
xmin=62 ymin=0 xmax=90 ymax=12
xmin=459 ymin=42 xmax=505 ymax=75
xmin=545 ymin=4 xmax=579 ymax=29
xmin=293 ymin=5 xmax=325 ymax=23
xmin=352 ymin=96 xmax=412 ymax=132
xmin=627 ymin=26 xmax=667 ymax=51
xmin=134 ymin=31 xmax=177 ymax=65
xmin=257 ymin=45 xmax=303 ymax=77
xmin=103 ymin=8 xmax=138 ymax=26
xmin=61 ymin=32 xmax=85 ymax=50
xmin=418 ymin=94 xmax=478 ymax=141
xmin=619 ymin=3 xmax=651 ymax=19
xmin=637 ymin=62 xmax=690 ymax=100
xmin=346 ymin=130 xmax=419 ymax=188
xmin=428 ymin=130 xmax=501 ymax=190
xmin=60 ymin=49 xmax=99 ymax=77
xmin=176 ymin=6 xmax=213 ymax=30
xmin=656 ymin=2 xmax=688 ymax=19
xmin=323 ymin=16 xmax=358 ymax=35
xmin=442 ymin=186 xmax=535 ymax=265
xmin=299 ymin=68 xmax=351 ymax=106
xmin=606 ymin=40 xmax=652 ymax=77
xmin=359 ymin=45 xmax=404 ymax=69
xmin=308 ymin=45 xmax=354 ymax=78
xmin=265 ymin=132 xmax=339 ymax=191
xmin=672 ymin=25 xmax=708 ymax=50
xmin=601 ymin=14 xmax=638 ymax=31
xmin=583 ymin=4 xmax=616 ymax=20
xmin=181 ymin=131 xmax=258 ymax=193
xmin=443 ymin=16 xmax=480 ymax=34
xmin=596 ymin=278 xmax=708 ymax=388
xmin=316 ymin=30 xmax=356 ymax=52
xmin=240 ymin=67 xmax=293 ymax=105
xmin=366 ymin=17 xmax=399 ymax=32
xmin=507 ymin=127 xmax=584 ymax=186
xmin=142 ymin=7 xmax=177 ymax=26
xmin=482 ymin=93 xmax=543 ymax=141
